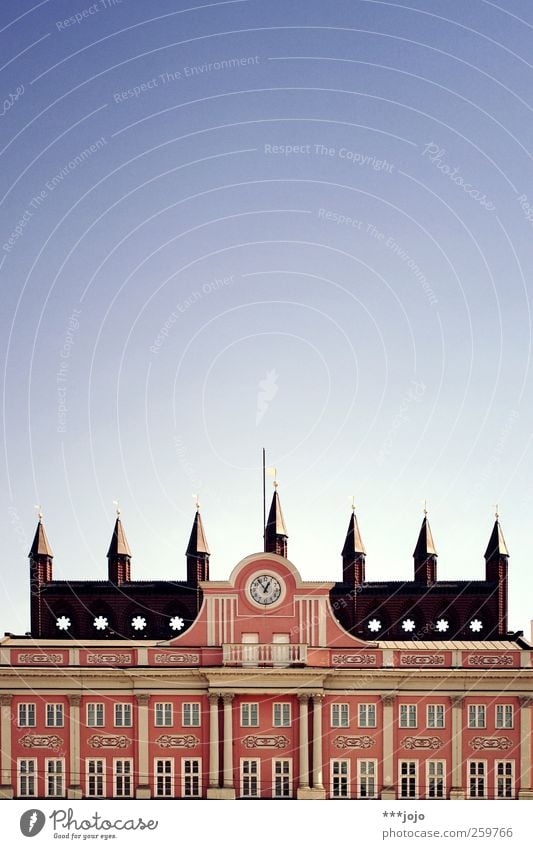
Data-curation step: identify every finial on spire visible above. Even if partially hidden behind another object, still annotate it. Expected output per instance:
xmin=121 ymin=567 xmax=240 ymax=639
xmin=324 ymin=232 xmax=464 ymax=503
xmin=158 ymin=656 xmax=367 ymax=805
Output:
xmin=34 ymin=504 xmax=43 ymax=521
xmin=351 ymin=495 xmax=356 ymax=514
xmin=423 ymin=498 xmax=428 ymax=517
xmin=113 ymin=499 xmax=121 ymax=517
xmin=495 ymin=503 xmax=499 ymax=520
xmin=266 ymin=466 xmax=278 ymax=488
xmin=192 ymin=493 xmax=200 ymax=510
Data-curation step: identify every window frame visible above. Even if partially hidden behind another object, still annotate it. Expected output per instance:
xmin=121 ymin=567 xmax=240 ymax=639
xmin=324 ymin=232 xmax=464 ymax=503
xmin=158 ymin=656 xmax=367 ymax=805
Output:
xmin=154 ymin=702 xmax=173 ymax=727
xmin=114 ymin=703 xmax=132 ymax=728
xmin=273 ymin=702 xmax=292 ymax=728
xmin=240 ymin=758 xmax=260 ymax=798
xmin=330 ymin=758 xmax=350 ymax=799
xmin=181 ymin=757 xmax=202 ymax=798
xmin=45 ymin=758 xmax=65 ymax=798
xmin=467 ymin=759 xmax=487 ymax=799
xmin=468 ymin=704 xmax=486 ymax=729
xmin=18 ymin=703 xmax=36 ymax=728
xmin=495 ymin=704 xmax=514 ymax=729
xmin=426 ymin=759 xmax=446 ymax=799
xmin=426 ymin=704 xmax=445 ymax=729
xmin=46 ymin=703 xmax=64 ymax=728
xmin=86 ymin=758 xmax=106 ymax=798
xmin=182 ymin=702 xmax=201 ymax=728
xmin=240 ymin=702 xmax=259 ymax=728
xmin=154 ymin=758 xmax=174 ymax=798
xmin=398 ymin=759 xmax=418 ymax=799
xmin=272 ymin=758 xmax=292 ymax=799
xmin=86 ymin=702 xmax=105 ymax=728
xmin=330 ymin=703 xmax=349 ymax=728
xmin=399 ymin=704 xmax=418 ymax=729
xmin=495 ymin=760 xmax=515 ymax=799
xmin=358 ymin=703 xmax=377 ymax=728
xmin=113 ymin=758 xmax=133 ymax=798
xmin=357 ymin=758 xmax=378 ymax=800
xmin=17 ymin=758 xmax=37 ymax=798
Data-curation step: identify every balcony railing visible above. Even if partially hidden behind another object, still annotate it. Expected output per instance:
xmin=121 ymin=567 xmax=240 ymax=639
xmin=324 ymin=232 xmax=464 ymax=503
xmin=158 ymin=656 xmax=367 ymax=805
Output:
xmin=222 ymin=643 xmax=307 ymax=667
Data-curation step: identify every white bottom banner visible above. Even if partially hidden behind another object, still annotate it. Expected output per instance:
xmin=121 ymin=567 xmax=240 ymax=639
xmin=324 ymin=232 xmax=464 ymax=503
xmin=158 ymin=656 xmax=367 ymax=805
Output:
xmin=3 ymin=800 xmax=531 ymax=848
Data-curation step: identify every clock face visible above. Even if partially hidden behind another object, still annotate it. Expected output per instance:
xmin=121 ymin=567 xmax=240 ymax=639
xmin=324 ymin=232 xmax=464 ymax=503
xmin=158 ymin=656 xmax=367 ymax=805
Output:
xmin=249 ymin=574 xmax=282 ymax=606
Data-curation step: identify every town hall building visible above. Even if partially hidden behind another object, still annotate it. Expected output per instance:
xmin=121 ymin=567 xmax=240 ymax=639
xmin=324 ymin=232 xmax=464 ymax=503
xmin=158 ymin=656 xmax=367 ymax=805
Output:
xmin=0 ymin=489 xmax=531 ymax=800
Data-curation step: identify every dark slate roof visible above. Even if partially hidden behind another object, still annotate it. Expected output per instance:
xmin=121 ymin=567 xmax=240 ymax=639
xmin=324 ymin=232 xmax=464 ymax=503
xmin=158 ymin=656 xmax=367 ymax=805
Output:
xmin=106 ymin=517 xmax=131 ymax=558
xmin=186 ymin=511 xmax=210 ymax=555
xmin=29 ymin=521 xmax=53 ymax=557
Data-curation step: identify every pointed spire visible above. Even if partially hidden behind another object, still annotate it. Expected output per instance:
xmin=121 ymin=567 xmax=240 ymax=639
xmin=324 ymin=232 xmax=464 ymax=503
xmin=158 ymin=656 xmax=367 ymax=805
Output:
xmin=484 ymin=517 xmax=509 ymax=560
xmin=342 ymin=503 xmax=366 ymax=585
xmin=106 ymin=516 xmax=131 ymax=558
xmin=413 ymin=510 xmax=438 ymax=585
xmin=413 ymin=515 xmax=438 ymax=559
xmin=29 ymin=519 xmax=53 ymax=558
xmin=265 ymin=488 xmax=288 ymax=557
xmin=342 ymin=510 xmax=366 ymax=557
xmin=186 ymin=510 xmax=210 ymax=556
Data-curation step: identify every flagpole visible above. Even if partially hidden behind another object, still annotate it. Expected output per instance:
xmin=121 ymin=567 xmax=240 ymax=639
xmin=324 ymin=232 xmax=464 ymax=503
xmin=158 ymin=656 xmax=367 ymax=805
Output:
xmin=262 ymin=447 xmax=266 ymax=551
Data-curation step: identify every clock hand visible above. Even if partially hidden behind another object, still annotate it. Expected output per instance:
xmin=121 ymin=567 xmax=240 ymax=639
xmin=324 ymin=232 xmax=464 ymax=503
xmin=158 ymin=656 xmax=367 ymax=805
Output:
xmin=263 ymin=580 xmax=272 ymax=594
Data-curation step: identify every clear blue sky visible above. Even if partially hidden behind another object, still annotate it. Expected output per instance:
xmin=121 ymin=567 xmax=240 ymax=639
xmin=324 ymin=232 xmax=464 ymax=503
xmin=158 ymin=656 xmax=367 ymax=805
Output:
xmin=1 ymin=0 xmax=532 ymax=636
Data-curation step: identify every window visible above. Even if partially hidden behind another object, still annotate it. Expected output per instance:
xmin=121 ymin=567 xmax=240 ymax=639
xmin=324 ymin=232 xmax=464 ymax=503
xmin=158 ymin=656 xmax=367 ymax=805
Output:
xmin=46 ymin=703 xmax=64 ymax=727
xmin=273 ymin=703 xmax=291 ymax=727
xmin=427 ymin=704 xmax=444 ymax=729
xmin=495 ymin=705 xmax=513 ymax=729
xmin=330 ymin=760 xmax=350 ymax=798
xmin=241 ymin=703 xmax=259 ymax=727
xmin=468 ymin=761 xmax=486 ymax=799
xmin=331 ymin=703 xmax=349 ymax=728
xmin=18 ymin=703 xmax=36 ymax=727
xmin=468 ymin=705 xmax=486 ymax=729
xmin=113 ymin=759 xmax=132 ymax=798
xmin=182 ymin=758 xmax=201 ymax=798
xmin=18 ymin=759 xmax=36 ymax=797
xmin=241 ymin=759 xmax=260 ymax=798
xmin=86 ymin=759 xmax=105 ymax=797
xmin=273 ymin=759 xmax=292 ymax=798
xmin=87 ymin=703 xmax=104 ymax=727
xmin=357 ymin=759 xmax=377 ymax=799
xmin=46 ymin=759 xmax=64 ymax=797
xmin=358 ymin=704 xmax=376 ymax=728
xmin=155 ymin=703 xmax=173 ymax=727
xmin=399 ymin=704 xmax=417 ymax=728
xmin=399 ymin=760 xmax=418 ymax=799
xmin=155 ymin=759 xmax=173 ymax=797
xmin=426 ymin=760 xmax=445 ymax=799
xmin=496 ymin=761 xmax=514 ymax=798
xmin=114 ymin=703 xmax=132 ymax=727
xmin=183 ymin=703 xmax=201 ymax=727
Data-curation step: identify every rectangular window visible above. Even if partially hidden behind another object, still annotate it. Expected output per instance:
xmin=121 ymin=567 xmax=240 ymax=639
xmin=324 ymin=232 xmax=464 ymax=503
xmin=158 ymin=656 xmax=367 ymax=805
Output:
xmin=155 ymin=703 xmax=173 ymax=727
xmin=357 ymin=759 xmax=377 ymax=799
xmin=86 ymin=759 xmax=105 ymax=798
xmin=46 ymin=703 xmax=64 ymax=727
xmin=182 ymin=703 xmax=201 ymax=727
xmin=113 ymin=759 xmax=133 ymax=798
xmin=330 ymin=760 xmax=350 ymax=799
xmin=468 ymin=761 xmax=486 ymax=799
xmin=399 ymin=760 xmax=418 ymax=799
xmin=18 ymin=759 xmax=36 ymax=797
xmin=155 ymin=759 xmax=173 ymax=797
xmin=358 ymin=704 xmax=376 ymax=728
xmin=273 ymin=703 xmax=291 ymax=727
xmin=241 ymin=703 xmax=259 ymax=727
xmin=18 ymin=703 xmax=36 ymax=727
xmin=114 ymin=703 xmax=132 ymax=728
xmin=87 ymin=703 xmax=104 ymax=728
xmin=468 ymin=705 xmax=486 ymax=729
xmin=241 ymin=759 xmax=260 ymax=798
xmin=46 ymin=759 xmax=64 ymax=798
xmin=426 ymin=760 xmax=445 ymax=799
xmin=399 ymin=704 xmax=417 ymax=728
xmin=495 ymin=705 xmax=513 ymax=729
xmin=427 ymin=704 xmax=445 ymax=729
xmin=273 ymin=759 xmax=292 ymax=798
xmin=496 ymin=761 xmax=514 ymax=799
xmin=182 ymin=758 xmax=201 ymax=798
xmin=331 ymin=703 xmax=349 ymax=728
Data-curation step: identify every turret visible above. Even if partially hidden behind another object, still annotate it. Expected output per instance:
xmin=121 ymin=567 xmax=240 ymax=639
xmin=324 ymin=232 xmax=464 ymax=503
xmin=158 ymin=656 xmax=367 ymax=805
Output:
xmin=264 ymin=487 xmax=288 ymax=558
xmin=342 ymin=507 xmax=366 ymax=585
xmin=413 ymin=512 xmax=438 ymax=585
xmin=107 ymin=510 xmax=131 ymax=585
xmin=484 ymin=512 xmax=509 ymax=634
xmin=29 ymin=512 xmax=53 ymax=637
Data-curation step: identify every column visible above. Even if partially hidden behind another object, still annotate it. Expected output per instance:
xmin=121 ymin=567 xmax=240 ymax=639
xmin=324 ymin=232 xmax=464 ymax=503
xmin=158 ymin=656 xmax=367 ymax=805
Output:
xmin=135 ymin=694 xmax=151 ymax=799
xmin=450 ymin=695 xmax=465 ymax=800
xmin=296 ymin=694 xmax=310 ymax=799
xmin=311 ymin=694 xmax=326 ymax=798
xmin=222 ymin=693 xmax=236 ymax=799
xmin=518 ymin=696 xmax=533 ymax=800
xmin=380 ymin=694 xmax=395 ymax=800
xmin=208 ymin=693 xmax=219 ymax=789
xmin=0 ymin=695 xmax=14 ymax=799
xmin=67 ymin=694 xmax=82 ymax=800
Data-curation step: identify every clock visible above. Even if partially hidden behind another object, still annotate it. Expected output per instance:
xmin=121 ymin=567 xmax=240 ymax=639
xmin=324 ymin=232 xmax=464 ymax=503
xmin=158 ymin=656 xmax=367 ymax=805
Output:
xmin=249 ymin=574 xmax=283 ymax=606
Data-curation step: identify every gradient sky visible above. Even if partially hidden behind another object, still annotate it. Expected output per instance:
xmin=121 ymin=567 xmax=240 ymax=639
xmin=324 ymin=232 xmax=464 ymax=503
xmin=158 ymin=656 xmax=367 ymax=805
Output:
xmin=1 ymin=0 xmax=533 ymax=637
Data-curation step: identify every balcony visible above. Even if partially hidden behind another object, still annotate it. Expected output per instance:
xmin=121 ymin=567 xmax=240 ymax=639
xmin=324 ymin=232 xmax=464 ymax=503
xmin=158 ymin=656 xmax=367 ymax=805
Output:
xmin=222 ymin=643 xmax=307 ymax=667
